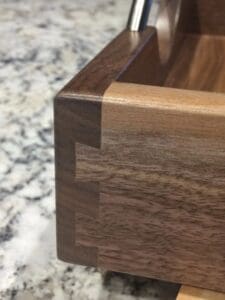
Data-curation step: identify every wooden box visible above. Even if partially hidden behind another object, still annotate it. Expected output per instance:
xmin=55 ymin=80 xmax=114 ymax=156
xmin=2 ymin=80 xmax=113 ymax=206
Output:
xmin=54 ymin=0 xmax=225 ymax=293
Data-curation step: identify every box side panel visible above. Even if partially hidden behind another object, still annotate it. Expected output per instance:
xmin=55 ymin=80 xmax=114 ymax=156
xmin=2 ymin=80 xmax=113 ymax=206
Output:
xmin=54 ymin=96 xmax=101 ymax=266
xmin=75 ymin=82 xmax=225 ymax=292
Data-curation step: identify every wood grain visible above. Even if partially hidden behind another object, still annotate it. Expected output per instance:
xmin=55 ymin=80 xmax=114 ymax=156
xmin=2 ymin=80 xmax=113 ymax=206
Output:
xmin=74 ymin=81 xmax=225 ymax=292
xmin=55 ymin=0 xmax=225 ymax=292
xmin=118 ymin=0 xmax=193 ymax=85
xmin=177 ymin=286 xmax=225 ymax=300
xmin=187 ymin=0 xmax=225 ymax=35
xmin=165 ymin=34 xmax=225 ymax=92
xmin=118 ymin=1 xmax=225 ymax=93
xmin=54 ymin=97 xmax=101 ymax=265
xmin=100 ymin=82 xmax=225 ymax=117
xmin=58 ymin=27 xmax=158 ymax=99
xmin=54 ymin=28 xmax=161 ymax=264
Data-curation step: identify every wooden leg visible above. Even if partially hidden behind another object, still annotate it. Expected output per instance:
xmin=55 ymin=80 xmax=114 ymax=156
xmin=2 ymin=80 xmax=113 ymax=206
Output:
xmin=177 ymin=286 xmax=225 ymax=300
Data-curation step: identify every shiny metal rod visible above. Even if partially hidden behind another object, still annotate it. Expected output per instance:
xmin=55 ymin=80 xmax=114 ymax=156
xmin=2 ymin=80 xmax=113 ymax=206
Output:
xmin=127 ymin=0 xmax=153 ymax=31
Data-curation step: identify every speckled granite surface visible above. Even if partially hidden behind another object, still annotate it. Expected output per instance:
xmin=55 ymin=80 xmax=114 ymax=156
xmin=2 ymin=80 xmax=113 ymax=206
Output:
xmin=0 ymin=0 xmax=179 ymax=299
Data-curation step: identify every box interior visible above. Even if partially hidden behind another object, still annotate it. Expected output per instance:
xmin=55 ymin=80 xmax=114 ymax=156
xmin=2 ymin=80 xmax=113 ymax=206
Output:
xmin=164 ymin=33 xmax=225 ymax=93
xmin=118 ymin=0 xmax=225 ymax=94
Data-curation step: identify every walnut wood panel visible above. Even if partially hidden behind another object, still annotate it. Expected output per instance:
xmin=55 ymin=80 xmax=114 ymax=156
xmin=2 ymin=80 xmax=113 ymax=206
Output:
xmin=55 ymin=0 xmax=225 ymax=292
xmin=54 ymin=97 xmax=101 ymax=265
xmin=177 ymin=286 xmax=225 ymax=300
xmin=55 ymin=12 xmax=192 ymax=264
xmin=74 ymin=82 xmax=225 ymax=292
xmin=59 ymin=27 xmax=158 ymax=98
xmin=188 ymin=0 xmax=225 ymax=35
xmin=118 ymin=0 xmax=193 ymax=85
xmin=55 ymin=28 xmax=162 ymax=264
xmin=165 ymin=34 xmax=225 ymax=93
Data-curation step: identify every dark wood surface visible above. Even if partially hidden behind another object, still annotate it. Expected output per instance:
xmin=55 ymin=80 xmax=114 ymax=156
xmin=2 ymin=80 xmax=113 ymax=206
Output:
xmin=55 ymin=27 xmax=160 ymax=265
xmin=54 ymin=97 xmax=101 ymax=265
xmin=55 ymin=0 xmax=225 ymax=293
xmin=165 ymin=34 xmax=225 ymax=92
xmin=58 ymin=27 xmax=157 ymax=99
xmin=187 ymin=0 xmax=225 ymax=35
xmin=75 ymin=82 xmax=225 ymax=293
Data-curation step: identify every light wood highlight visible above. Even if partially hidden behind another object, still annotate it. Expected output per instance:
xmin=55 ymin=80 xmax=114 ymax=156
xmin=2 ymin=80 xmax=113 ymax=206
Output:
xmin=177 ymin=286 xmax=225 ymax=300
xmin=103 ymin=82 xmax=225 ymax=117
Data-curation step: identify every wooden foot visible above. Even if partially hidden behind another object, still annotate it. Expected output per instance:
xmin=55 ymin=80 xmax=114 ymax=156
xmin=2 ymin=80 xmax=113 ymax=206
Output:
xmin=177 ymin=286 xmax=225 ymax=300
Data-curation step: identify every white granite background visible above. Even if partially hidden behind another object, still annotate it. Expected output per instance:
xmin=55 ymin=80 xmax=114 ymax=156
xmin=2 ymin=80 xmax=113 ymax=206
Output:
xmin=0 ymin=0 xmax=179 ymax=299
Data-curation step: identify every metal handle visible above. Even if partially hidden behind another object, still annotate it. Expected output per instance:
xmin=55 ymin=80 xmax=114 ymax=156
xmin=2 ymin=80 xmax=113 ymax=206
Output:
xmin=127 ymin=0 xmax=153 ymax=31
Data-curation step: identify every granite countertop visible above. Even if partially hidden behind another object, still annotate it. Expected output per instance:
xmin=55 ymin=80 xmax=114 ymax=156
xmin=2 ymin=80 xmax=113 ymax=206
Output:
xmin=0 ymin=0 xmax=179 ymax=299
